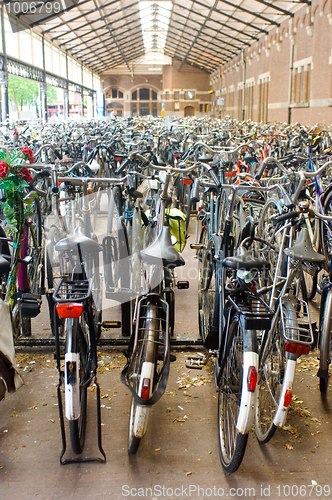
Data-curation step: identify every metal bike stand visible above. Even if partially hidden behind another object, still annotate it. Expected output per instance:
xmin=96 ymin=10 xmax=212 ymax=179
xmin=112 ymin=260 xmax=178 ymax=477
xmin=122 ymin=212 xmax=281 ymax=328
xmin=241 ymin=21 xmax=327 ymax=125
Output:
xmin=54 ymin=309 xmax=106 ymax=465
xmin=57 ymin=378 xmax=106 ymax=465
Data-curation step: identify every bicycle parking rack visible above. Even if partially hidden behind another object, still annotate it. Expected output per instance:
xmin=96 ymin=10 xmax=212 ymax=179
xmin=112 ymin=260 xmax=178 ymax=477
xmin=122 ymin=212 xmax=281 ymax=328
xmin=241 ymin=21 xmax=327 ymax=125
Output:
xmin=57 ymin=379 xmax=106 ymax=465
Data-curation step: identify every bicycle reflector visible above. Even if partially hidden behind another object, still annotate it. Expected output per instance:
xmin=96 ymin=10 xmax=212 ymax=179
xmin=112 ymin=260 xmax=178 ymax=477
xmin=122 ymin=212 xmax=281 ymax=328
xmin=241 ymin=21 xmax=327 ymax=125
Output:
xmin=283 ymin=389 xmax=292 ymax=407
xmin=182 ymin=178 xmax=192 ymax=185
xmin=56 ymin=303 xmax=84 ymax=318
xmin=284 ymin=342 xmax=310 ymax=355
xmin=141 ymin=378 xmax=150 ymax=400
xmin=247 ymin=366 xmax=258 ymax=392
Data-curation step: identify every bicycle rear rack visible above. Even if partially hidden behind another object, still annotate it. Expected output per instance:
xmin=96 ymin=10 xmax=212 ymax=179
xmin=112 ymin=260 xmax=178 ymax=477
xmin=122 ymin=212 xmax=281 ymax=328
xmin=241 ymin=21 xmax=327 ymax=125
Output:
xmin=279 ymin=294 xmax=314 ymax=348
xmin=53 ymin=278 xmax=91 ymax=303
xmin=228 ymin=292 xmax=273 ymax=330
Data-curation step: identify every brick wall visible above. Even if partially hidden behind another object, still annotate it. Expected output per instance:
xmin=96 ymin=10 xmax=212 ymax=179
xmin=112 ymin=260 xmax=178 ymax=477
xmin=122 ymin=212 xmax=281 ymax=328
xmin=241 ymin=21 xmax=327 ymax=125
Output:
xmin=211 ymin=0 xmax=332 ymax=127
xmin=101 ymin=59 xmax=211 ymax=117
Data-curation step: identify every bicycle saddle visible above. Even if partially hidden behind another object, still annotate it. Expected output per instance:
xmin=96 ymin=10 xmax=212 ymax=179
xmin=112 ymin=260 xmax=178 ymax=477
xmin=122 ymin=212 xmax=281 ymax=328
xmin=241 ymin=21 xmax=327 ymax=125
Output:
xmin=138 ymin=226 xmax=185 ymax=268
xmin=55 ymin=227 xmax=100 ymax=254
xmin=284 ymin=225 xmax=326 ymax=264
xmin=222 ymin=246 xmax=270 ymax=272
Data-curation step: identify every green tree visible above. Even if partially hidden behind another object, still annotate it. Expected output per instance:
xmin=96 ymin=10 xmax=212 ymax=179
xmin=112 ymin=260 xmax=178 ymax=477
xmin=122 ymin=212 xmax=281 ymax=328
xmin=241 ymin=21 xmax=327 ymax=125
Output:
xmin=8 ymin=76 xmax=58 ymax=118
xmin=8 ymin=75 xmax=39 ymax=118
xmin=47 ymin=85 xmax=57 ymax=105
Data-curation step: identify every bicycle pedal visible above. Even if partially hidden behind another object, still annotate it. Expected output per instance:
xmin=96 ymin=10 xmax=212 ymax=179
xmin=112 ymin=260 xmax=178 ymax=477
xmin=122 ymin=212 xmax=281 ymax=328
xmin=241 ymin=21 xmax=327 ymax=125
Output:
xmin=190 ymin=243 xmax=205 ymax=250
xmin=101 ymin=321 xmax=121 ymax=329
xmin=186 ymin=354 xmax=208 ymax=369
xmin=176 ymin=281 xmax=189 ymax=289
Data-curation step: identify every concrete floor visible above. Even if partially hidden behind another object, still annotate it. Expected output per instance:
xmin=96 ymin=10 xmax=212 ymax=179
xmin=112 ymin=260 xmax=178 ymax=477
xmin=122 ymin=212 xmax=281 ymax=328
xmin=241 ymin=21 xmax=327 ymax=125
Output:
xmin=1 ymin=219 xmax=332 ymax=499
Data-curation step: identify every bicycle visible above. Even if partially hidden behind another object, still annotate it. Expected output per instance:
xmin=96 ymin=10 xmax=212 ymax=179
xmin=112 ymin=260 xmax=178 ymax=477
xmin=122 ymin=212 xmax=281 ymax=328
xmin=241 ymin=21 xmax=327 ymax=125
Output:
xmin=52 ymin=231 xmax=106 ymax=463
xmin=120 ymin=159 xmax=194 ymax=454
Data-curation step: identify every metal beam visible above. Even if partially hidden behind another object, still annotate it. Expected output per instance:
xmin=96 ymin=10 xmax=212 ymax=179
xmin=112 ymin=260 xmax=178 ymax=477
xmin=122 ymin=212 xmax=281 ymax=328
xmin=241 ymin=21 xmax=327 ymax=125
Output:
xmin=66 ymin=9 xmax=148 ymax=52
xmin=52 ymin=2 xmax=138 ymax=42
xmin=80 ymin=37 xmax=144 ymax=64
xmin=61 ymin=13 xmax=143 ymax=51
xmin=167 ymin=25 xmax=233 ymax=58
xmin=30 ymin=0 xmax=92 ymax=28
xmin=188 ymin=0 xmax=268 ymax=34
xmin=44 ymin=0 xmax=138 ymax=35
xmin=91 ymin=48 xmax=145 ymax=70
xmin=217 ymin=0 xmax=279 ymax=26
xmin=164 ymin=50 xmax=214 ymax=72
xmin=178 ymin=0 xmax=219 ymax=71
xmin=72 ymin=27 xmax=143 ymax=56
xmin=253 ymin=0 xmax=294 ymax=17
xmin=171 ymin=3 xmax=256 ymax=44
xmin=166 ymin=41 xmax=221 ymax=67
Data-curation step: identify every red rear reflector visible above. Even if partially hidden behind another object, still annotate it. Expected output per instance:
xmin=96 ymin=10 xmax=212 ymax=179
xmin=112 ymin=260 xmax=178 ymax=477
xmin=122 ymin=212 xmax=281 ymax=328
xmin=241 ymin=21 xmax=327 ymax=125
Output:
xmin=247 ymin=366 xmax=257 ymax=392
xmin=174 ymin=153 xmax=180 ymax=158
xmin=56 ymin=303 xmax=84 ymax=318
xmin=141 ymin=378 xmax=150 ymax=400
xmin=225 ymin=172 xmax=236 ymax=177
xmin=283 ymin=389 xmax=292 ymax=407
xmin=182 ymin=178 xmax=192 ymax=185
xmin=115 ymin=157 xmax=121 ymax=162
xmin=284 ymin=343 xmax=310 ymax=355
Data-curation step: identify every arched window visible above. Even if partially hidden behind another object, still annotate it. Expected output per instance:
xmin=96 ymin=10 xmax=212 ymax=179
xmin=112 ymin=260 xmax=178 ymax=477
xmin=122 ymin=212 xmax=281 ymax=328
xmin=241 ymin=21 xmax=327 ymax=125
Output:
xmin=131 ymin=87 xmax=159 ymax=117
xmin=107 ymin=102 xmax=123 ymax=117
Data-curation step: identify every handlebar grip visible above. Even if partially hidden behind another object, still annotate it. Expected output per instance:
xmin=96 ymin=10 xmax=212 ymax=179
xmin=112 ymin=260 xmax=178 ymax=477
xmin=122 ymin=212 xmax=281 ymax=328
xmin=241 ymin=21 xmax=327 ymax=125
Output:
xmin=54 ymin=149 xmax=62 ymax=160
xmin=207 ymin=166 xmax=220 ymax=187
xmin=191 ymin=178 xmax=200 ymax=202
xmin=272 ymin=210 xmax=298 ymax=223
xmin=254 ymin=161 xmax=266 ymax=181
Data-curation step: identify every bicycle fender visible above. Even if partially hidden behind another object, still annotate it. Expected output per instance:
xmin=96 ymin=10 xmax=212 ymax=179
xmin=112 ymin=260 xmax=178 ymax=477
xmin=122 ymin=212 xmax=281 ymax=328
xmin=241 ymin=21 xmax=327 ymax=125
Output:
xmin=121 ymin=352 xmax=170 ymax=407
xmin=237 ymin=350 xmax=259 ymax=435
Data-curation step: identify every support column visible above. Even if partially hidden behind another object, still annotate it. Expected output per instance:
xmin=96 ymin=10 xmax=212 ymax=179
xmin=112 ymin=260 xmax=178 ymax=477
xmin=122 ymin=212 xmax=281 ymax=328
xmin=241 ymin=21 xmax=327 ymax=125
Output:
xmin=63 ymin=88 xmax=69 ymax=118
xmin=80 ymin=88 xmax=84 ymax=117
xmin=0 ymin=71 xmax=9 ymax=121
xmin=288 ymin=19 xmax=295 ymax=125
xmin=0 ymin=5 xmax=9 ymax=121
xmin=40 ymin=82 xmax=47 ymax=121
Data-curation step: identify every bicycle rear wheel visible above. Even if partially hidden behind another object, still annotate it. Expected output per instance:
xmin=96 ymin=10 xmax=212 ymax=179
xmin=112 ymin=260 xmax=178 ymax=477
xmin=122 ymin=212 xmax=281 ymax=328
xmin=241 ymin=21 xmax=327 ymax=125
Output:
xmin=65 ymin=317 xmax=88 ymax=455
xmin=218 ymin=315 xmax=248 ymax=473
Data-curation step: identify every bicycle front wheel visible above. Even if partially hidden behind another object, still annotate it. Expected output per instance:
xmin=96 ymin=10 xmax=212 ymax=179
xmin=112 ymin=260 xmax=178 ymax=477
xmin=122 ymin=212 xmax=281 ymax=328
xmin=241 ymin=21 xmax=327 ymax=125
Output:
xmin=65 ymin=317 xmax=88 ymax=455
xmin=218 ymin=316 xmax=248 ymax=473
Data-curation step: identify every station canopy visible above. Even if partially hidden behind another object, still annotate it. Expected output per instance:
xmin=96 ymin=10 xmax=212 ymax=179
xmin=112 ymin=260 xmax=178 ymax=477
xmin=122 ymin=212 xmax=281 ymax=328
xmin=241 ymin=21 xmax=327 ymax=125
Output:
xmin=12 ymin=0 xmax=308 ymax=73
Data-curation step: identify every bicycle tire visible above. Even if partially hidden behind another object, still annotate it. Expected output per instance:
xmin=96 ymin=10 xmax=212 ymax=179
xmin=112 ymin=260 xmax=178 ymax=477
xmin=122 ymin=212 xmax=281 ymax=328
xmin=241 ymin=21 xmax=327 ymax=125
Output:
xmin=255 ymin=308 xmax=287 ymax=443
xmin=126 ymin=302 xmax=158 ymax=453
xmin=66 ymin=317 xmax=88 ymax=455
xmin=128 ymin=397 xmax=141 ymax=455
xmin=218 ymin=315 xmax=249 ymax=473
xmin=319 ymin=288 xmax=332 ymax=394
xmin=199 ymin=236 xmax=218 ymax=345
xmin=21 ymin=197 xmax=43 ymax=337
xmin=107 ymin=186 xmax=131 ymax=336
